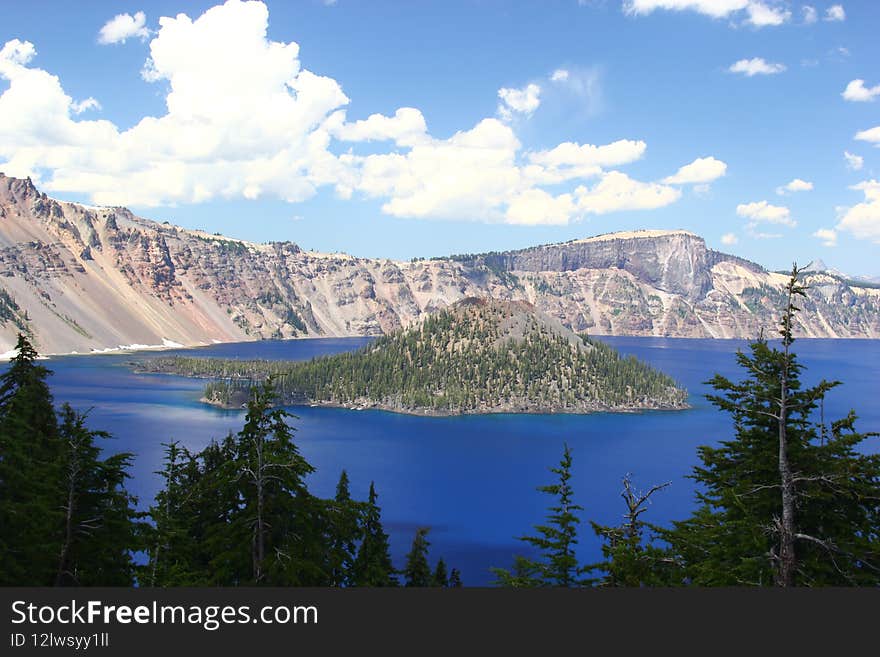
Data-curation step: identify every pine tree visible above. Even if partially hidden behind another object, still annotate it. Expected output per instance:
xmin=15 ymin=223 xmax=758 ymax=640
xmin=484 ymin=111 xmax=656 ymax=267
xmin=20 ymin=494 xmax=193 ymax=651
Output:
xmin=231 ymin=380 xmax=318 ymax=585
xmin=146 ymin=441 xmax=207 ymax=586
xmin=352 ymin=482 xmax=397 ymax=586
xmin=327 ymin=470 xmax=362 ymax=586
xmin=403 ymin=527 xmax=432 ymax=587
xmin=54 ymin=404 xmax=141 ymax=586
xmin=493 ymin=444 xmax=585 ymax=587
xmin=448 ymin=568 xmax=463 ymax=588
xmin=0 ymin=334 xmax=61 ymax=585
xmin=664 ymin=265 xmax=880 ymax=586
xmin=433 ymin=558 xmax=449 ymax=587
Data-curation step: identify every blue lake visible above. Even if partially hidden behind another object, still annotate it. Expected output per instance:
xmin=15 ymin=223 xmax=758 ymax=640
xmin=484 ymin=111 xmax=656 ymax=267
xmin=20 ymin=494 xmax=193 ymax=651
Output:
xmin=33 ymin=337 xmax=880 ymax=585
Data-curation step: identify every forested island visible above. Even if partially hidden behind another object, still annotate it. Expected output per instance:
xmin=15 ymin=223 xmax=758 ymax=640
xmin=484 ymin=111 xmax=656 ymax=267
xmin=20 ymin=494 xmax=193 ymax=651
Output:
xmin=138 ymin=298 xmax=689 ymax=415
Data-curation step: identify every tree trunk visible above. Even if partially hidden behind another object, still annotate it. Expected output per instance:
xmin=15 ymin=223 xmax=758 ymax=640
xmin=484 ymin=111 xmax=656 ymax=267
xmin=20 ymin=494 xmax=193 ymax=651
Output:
xmin=775 ymin=277 xmax=798 ymax=587
xmin=55 ymin=441 xmax=79 ymax=586
xmin=254 ymin=434 xmax=265 ymax=583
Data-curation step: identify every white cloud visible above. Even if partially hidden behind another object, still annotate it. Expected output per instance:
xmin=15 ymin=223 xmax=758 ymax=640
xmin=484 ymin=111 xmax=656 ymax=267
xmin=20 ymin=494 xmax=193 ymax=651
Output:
xmin=728 ymin=57 xmax=786 ymax=76
xmin=98 ymin=11 xmax=151 ymax=45
xmin=505 ymin=189 xmax=575 ymax=226
xmin=2 ymin=1 xmax=351 ymax=206
xmin=824 ymin=4 xmax=846 ymax=22
xmin=802 ymin=5 xmax=818 ymax=24
xmin=550 ymin=69 xmax=570 ymax=82
xmin=721 ymin=232 xmax=738 ymax=245
xmin=744 ymin=2 xmax=790 ymax=27
xmin=855 ymin=126 xmax=880 ymax=146
xmin=498 ymin=83 xmax=541 ymax=122
xmin=775 ymin=178 xmax=813 ymax=195
xmin=0 ymin=1 xmax=704 ymax=226
xmin=328 ymin=107 xmax=428 ymax=148
xmin=70 ymin=98 xmax=101 ymax=115
xmin=623 ymin=0 xmax=749 ymax=19
xmin=663 ymin=156 xmax=727 ymax=184
xmin=345 ymin=118 xmax=524 ymax=221
xmin=844 ymin=151 xmax=864 ymax=170
xmin=573 ymin=171 xmax=681 ymax=215
xmin=813 ymin=228 xmax=838 ymax=247
xmin=624 ymin=0 xmax=788 ymax=27
xmin=526 ymin=139 xmax=647 ymax=183
xmin=836 ymin=180 xmax=880 ymax=243
xmin=736 ymin=200 xmax=796 ymax=226
xmin=0 ymin=39 xmax=35 ymax=65
xmin=842 ymin=79 xmax=880 ymax=102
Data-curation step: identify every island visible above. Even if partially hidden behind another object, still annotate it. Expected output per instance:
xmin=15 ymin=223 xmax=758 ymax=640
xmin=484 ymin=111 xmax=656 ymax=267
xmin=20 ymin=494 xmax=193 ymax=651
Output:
xmin=137 ymin=298 xmax=689 ymax=416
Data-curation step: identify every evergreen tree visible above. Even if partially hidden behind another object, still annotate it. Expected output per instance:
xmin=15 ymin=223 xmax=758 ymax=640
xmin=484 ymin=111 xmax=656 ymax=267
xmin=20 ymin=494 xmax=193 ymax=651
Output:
xmin=0 ymin=334 xmax=62 ymax=585
xmin=146 ymin=441 xmax=206 ymax=586
xmin=352 ymin=482 xmax=397 ymax=586
xmin=448 ymin=568 xmax=463 ymax=588
xmin=230 ymin=380 xmax=319 ymax=585
xmin=54 ymin=404 xmax=141 ymax=586
xmin=663 ymin=266 xmax=880 ymax=586
xmin=493 ymin=444 xmax=585 ymax=587
xmin=327 ymin=470 xmax=362 ymax=586
xmin=403 ymin=527 xmax=432 ymax=587
xmin=432 ymin=558 xmax=449 ymax=587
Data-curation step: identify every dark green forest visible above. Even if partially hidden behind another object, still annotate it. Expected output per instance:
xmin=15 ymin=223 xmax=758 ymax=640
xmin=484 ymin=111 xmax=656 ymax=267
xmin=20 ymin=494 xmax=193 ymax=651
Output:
xmin=0 ymin=342 xmax=455 ymax=587
xmin=140 ymin=299 xmax=688 ymax=414
xmin=1 ymin=269 xmax=878 ymax=587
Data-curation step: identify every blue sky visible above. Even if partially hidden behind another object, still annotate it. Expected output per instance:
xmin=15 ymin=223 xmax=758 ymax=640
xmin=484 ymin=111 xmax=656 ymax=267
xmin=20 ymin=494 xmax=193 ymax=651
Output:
xmin=1 ymin=1 xmax=878 ymax=275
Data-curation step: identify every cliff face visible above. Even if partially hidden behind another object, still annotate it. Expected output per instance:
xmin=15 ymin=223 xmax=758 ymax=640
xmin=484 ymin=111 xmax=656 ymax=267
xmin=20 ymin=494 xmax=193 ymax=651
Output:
xmin=1 ymin=173 xmax=878 ymax=355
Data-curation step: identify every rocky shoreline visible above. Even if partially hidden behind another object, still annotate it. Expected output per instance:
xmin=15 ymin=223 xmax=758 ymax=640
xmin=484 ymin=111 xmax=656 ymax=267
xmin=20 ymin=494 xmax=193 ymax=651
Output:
xmin=200 ymin=394 xmax=691 ymax=416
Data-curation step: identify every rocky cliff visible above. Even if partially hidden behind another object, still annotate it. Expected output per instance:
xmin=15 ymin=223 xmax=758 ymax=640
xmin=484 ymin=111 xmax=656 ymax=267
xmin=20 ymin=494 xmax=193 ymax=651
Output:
xmin=1 ymin=173 xmax=878 ymax=355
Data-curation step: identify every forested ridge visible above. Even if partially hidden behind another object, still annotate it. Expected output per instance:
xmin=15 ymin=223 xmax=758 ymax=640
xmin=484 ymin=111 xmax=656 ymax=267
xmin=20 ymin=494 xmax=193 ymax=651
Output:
xmin=139 ymin=298 xmax=688 ymax=415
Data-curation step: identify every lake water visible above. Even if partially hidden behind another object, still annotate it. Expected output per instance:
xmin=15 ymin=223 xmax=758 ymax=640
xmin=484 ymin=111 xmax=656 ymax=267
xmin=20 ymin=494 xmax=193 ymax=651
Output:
xmin=29 ymin=337 xmax=880 ymax=585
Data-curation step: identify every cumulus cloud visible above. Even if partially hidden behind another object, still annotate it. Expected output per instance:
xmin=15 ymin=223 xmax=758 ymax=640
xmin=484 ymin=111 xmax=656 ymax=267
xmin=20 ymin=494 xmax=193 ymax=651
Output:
xmin=498 ymin=83 xmax=541 ymax=122
xmin=328 ymin=107 xmax=428 ymax=148
xmin=824 ymin=4 xmax=846 ymax=22
xmin=775 ymin=178 xmax=813 ymax=195
xmin=526 ymin=139 xmax=647 ymax=183
xmin=744 ymin=2 xmax=790 ymax=27
xmin=728 ymin=57 xmax=786 ymax=76
xmin=813 ymin=228 xmax=837 ymax=247
xmin=663 ymin=156 xmax=727 ymax=184
xmin=550 ymin=69 xmax=570 ymax=82
xmin=842 ymin=79 xmax=880 ymax=102
xmin=721 ymin=232 xmax=738 ymax=245
xmin=98 ymin=11 xmax=151 ymax=45
xmin=572 ymin=171 xmax=681 ymax=215
xmin=506 ymin=189 xmax=575 ymax=226
xmin=836 ymin=180 xmax=880 ymax=243
xmin=736 ymin=200 xmax=796 ymax=227
xmin=0 ymin=0 xmax=709 ymax=226
xmin=802 ymin=5 xmax=818 ymax=24
xmin=855 ymin=126 xmax=880 ymax=146
xmin=844 ymin=151 xmax=864 ymax=170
